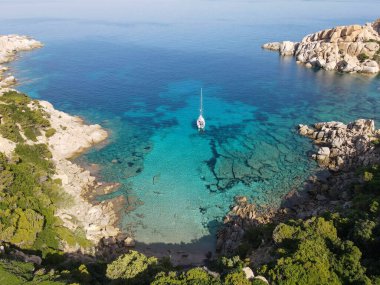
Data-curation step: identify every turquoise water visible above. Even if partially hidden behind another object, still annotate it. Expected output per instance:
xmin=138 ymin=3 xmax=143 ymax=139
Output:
xmin=3 ymin=0 xmax=380 ymax=251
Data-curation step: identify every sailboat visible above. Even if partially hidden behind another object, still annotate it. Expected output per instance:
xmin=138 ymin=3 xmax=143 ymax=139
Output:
xmin=196 ymin=88 xmax=206 ymax=131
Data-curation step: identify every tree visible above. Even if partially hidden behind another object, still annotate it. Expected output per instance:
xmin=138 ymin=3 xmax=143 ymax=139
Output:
xmin=106 ymin=250 xmax=158 ymax=281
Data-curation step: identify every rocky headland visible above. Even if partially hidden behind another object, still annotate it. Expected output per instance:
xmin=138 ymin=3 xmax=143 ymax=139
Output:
xmin=263 ymin=19 xmax=380 ymax=73
xmin=0 ymin=34 xmax=125 ymax=253
xmin=217 ymin=119 xmax=380 ymax=261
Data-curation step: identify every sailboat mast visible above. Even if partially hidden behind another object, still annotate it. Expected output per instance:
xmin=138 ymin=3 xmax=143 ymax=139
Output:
xmin=200 ymin=88 xmax=203 ymax=115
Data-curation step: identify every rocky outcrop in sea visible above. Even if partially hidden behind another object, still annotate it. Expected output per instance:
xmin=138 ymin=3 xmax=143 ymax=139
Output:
xmin=0 ymin=35 xmax=43 ymax=91
xmin=263 ymin=19 xmax=380 ymax=73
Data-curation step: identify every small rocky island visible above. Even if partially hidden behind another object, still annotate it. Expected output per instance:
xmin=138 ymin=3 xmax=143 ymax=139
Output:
xmin=263 ymin=19 xmax=380 ymax=73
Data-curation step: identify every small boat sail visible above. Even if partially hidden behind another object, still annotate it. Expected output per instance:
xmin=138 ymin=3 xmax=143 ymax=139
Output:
xmin=197 ymin=88 xmax=206 ymax=131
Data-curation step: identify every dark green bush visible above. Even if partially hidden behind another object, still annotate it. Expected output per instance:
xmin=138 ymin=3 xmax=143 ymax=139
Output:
xmin=357 ymin=53 xmax=369 ymax=63
xmin=45 ymin=128 xmax=56 ymax=138
xmin=106 ymin=250 xmax=158 ymax=281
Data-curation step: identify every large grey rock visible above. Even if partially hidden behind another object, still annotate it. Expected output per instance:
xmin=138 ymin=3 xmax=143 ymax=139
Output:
xmin=279 ymin=41 xmax=297 ymax=56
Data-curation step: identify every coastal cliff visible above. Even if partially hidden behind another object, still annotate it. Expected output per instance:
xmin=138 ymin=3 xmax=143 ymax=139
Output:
xmin=217 ymin=119 xmax=380 ymax=254
xmin=0 ymin=35 xmax=122 ymax=252
xmin=215 ymin=119 xmax=380 ymax=284
xmin=263 ymin=19 xmax=380 ymax=73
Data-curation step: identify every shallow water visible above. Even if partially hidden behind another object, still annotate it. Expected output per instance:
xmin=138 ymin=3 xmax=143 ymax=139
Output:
xmin=3 ymin=0 xmax=380 ymax=251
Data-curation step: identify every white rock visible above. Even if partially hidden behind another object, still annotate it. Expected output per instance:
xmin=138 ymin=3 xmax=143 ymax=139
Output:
xmin=243 ymin=267 xmax=254 ymax=280
xmin=361 ymin=60 xmax=379 ymax=73
xmin=262 ymin=42 xmax=281 ymax=51
xmin=279 ymin=41 xmax=297 ymax=56
xmin=265 ymin=19 xmax=380 ymax=74
xmin=0 ymin=75 xmax=16 ymax=88
xmin=124 ymin=237 xmax=136 ymax=247
xmin=0 ymin=35 xmax=42 ymax=64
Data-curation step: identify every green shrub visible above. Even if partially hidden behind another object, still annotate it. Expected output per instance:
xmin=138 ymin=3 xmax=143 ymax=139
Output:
xmin=218 ymin=256 xmax=244 ymax=271
xmin=357 ymin=53 xmax=369 ymax=63
xmin=266 ymin=217 xmax=369 ymax=285
xmin=106 ymin=250 xmax=158 ymax=281
xmin=251 ymin=278 xmax=268 ymax=285
xmin=151 ymin=272 xmax=183 ymax=285
xmin=45 ymin=128 xmax=56 ymax=138
xmin=0 ymin=259 xmax=68 ymax=284
xmin=183 ymin=268 xmax=220 ymax=285
xmin=9 ymin=208 xmax=44 ymax=248
xmin=152 ymin=268 xmax=221 ymax=285
xmin=363 ymin=171 xmax=374 ymax=182
xmin=223 ymin=270 xmax=251 ymax=285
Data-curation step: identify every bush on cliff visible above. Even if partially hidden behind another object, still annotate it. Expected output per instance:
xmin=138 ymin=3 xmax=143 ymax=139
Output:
xmin=0 ymin=144 xmax=90 ymax=255
xmin=153 ymin=268 xmax=222 ymax=285
xmin=45 ymin=128 xmax=56 ymax=138
xmin=0 ymin=91 xmax=50 ymax=142
xmin=263 ymin=217 xmax=371 ymax=285
xmin=0 ymin=259 xmax=67 ymax=285
xmin=106 ymin=250 xmax=158 ymax=283
xmin=223 ymin=270 xmax=251 ymax=285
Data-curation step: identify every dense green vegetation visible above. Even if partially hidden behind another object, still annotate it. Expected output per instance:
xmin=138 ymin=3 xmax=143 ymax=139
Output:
xmin=0 ymin=142 xmax=90 ymax=256
xmin=248 ymin=165 xmax=380 ymax=285
xmin=0 ymin=91 xmax=50 ymax=142
xmin=0 ymin=90 xmax=90 ymax=255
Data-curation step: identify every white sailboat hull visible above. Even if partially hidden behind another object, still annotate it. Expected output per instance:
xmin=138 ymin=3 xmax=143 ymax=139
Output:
xmin=197 ymin=115 xmax=205 ymax=130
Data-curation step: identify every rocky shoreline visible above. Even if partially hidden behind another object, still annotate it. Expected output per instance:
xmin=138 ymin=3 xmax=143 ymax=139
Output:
xmin=217 ymin=119 xmax=380 ymax=260
xmin=0 ymin=35 xmax=126 ymax=253
xmin=263 ymin=19 xmax=380 ymax=74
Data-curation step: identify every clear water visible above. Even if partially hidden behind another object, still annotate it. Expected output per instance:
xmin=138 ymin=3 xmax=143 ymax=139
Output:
xmin=2 ymin=0 xmax=380 ymax=252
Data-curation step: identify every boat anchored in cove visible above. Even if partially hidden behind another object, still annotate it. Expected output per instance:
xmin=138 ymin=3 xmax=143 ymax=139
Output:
xmin=196 ymin=88 xmax=206 ymax=131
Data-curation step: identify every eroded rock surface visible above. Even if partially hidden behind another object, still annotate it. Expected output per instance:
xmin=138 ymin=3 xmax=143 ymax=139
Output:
xmin=298 ymin=119 xmax=380 ymax=171
xmin=0 ymin=35 xmax=42 ymax=64
xmin=263 ymin=19 xmax=380 ymax=73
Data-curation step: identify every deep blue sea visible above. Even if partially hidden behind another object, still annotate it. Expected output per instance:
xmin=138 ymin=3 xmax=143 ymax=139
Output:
xmin=2 ymin=0 xmax=380 ymax=254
